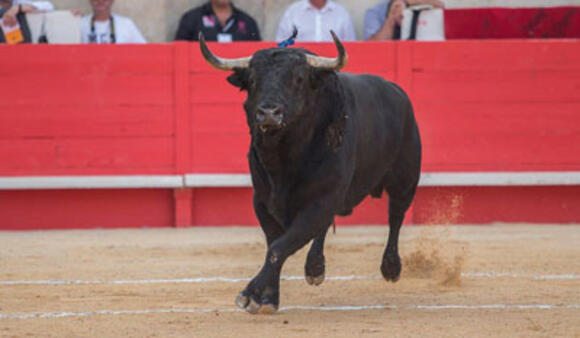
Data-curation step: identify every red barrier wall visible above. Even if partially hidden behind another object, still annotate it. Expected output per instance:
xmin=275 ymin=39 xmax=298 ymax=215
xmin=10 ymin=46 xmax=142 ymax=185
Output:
xmin=445 ymin=7 xmax=580 ymax=39
xmin=1 ymin=40 xmax=579 ymax=229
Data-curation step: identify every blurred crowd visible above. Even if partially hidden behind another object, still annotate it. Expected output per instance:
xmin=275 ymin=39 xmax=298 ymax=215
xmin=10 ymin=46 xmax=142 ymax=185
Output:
xmin=0 ymin=0 xmax=446 ymax=44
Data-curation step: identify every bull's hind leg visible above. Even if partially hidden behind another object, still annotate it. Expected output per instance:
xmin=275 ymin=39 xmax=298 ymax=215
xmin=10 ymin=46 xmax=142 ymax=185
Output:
xmin=382 ymin=183 xmax=420 ymax=281
xmin=381 ymin=198 xmax=408 ymax=282
xmin=381 ymin=140 xmax=421 ymax=282
xmin=305 ymin=228 xmax=329 ymax=286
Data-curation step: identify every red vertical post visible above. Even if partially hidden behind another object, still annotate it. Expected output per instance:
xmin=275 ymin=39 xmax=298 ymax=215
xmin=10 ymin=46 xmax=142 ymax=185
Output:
xmin=174 ymin=188 xmax=193 ymax=227
xmin=397 ymin=41 xmax=416 ymax=225
xmin=173 ymin=42 xmax=193 ymax=227
xmin=395 ymin=41 xmax=414 ymax=95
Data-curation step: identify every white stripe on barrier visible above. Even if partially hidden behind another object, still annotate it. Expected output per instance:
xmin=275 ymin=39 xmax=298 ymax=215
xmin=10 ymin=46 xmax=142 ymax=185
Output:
xmin=1 ymin=172 xmax=579 ymax=190
xmin=1 ymin=304 xmax=578 ymax=320
xmin=184 ymin=174 xmax=252 ymax=187
xmin=185 ymin=172 xmax=580 ymax=187
xmin=418 ymin=171 xmax=580 ymax=187
xmin=1 ymin=273 xmax=578 ymax=286
xmin=0 ymin=175 xmax=184 ymax=190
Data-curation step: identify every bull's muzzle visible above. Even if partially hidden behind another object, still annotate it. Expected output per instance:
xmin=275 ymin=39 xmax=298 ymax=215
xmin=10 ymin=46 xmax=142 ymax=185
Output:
xmin=255 ymin=104 xmax=284 ymax=132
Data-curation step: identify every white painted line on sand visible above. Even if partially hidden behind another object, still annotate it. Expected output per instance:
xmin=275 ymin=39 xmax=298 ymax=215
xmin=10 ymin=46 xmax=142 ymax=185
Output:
xmin=1 ymin=304 xmax=579 ymax=320
xmin=1 ymin=273 xmax=578 ymax=286
xmin=0 ymin=308 xmax=241 ymax=320
xmin=281 ymin=304 xmax=580 ymax=311
xmin=0 ymin=275 xmax=377 ymax=286
xmin=462 ymin=272 xmax=580 ymax=280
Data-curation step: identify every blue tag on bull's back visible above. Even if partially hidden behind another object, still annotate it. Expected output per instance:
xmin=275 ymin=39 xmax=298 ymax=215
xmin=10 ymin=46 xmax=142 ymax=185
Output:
xmin=278 ymin=27 xmax=298 ymax=48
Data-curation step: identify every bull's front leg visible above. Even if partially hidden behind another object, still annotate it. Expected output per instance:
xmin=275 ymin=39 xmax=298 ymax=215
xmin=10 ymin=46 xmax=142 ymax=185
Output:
xmin=253 ymin=200 xmax=285 ymax=247
xmin=305 ymin=229 xmax=329 ymax=286
xmin=235 ymin=202 xmax=334 ymax=314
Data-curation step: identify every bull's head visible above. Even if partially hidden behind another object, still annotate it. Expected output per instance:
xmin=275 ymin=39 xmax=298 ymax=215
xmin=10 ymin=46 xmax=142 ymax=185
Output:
xmin=199 ymin=31 xmax=347 ymax=137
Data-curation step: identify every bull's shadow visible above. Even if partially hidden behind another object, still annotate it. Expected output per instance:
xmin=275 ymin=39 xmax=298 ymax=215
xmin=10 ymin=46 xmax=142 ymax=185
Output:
xmin=199 ymin=31 xmax=422 ymax=314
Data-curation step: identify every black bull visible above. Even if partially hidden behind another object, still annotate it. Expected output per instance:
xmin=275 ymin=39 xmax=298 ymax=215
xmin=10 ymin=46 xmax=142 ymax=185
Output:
xmin=200 ymin=31 xmax=422 ymax=314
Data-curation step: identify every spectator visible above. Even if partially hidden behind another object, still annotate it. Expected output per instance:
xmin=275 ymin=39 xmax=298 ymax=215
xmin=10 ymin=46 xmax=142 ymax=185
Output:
xmin=276 ymin=0 xmax=356 ymax=42
xmin=364 ymin=0 xmax=444 ymax=40
xmin=175 ymin=0 xmax=261 ymax=42
xmin=0 ymin=0 xmax=53 ymax=43
xmin=81 ymin=0 xmax=146 ymax=44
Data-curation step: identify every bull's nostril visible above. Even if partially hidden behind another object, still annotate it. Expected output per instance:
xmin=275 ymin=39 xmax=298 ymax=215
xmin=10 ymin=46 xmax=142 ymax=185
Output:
xmin=256 ymin=104 xmax=283 ymax=126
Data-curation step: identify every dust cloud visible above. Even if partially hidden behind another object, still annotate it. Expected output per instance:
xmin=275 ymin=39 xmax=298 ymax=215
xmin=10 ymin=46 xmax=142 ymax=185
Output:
xmin=402 ymin=228 xmax=467 ymax=287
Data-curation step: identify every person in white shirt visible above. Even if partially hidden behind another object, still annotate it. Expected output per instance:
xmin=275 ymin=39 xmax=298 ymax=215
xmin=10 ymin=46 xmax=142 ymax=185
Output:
xmin=275 ymin=0 xmax=356 ymax=42
xmin=0 ymin=0 xmax=53 ymax=27
xmin=81 ymin=0 xmax=145 ymax=44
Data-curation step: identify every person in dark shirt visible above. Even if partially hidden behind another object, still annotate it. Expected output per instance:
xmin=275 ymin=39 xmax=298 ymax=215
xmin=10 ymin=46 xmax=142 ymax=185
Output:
xmin=175 ymin=0 xmax=261 ymax=42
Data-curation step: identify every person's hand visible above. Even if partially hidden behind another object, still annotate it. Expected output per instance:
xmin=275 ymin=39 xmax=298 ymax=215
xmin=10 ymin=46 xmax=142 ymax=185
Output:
xmin=386 ymin=0 xmax=405 ymax=26
xmin=2 ymin=5 xmax=18 ymax=27
xmin=431 ymin=0 xmax=445 ymax=8
xmin=70 ymin=9 xmax=82 ymax=16
xmin=407 ymin=0 xmax=445 ymax=8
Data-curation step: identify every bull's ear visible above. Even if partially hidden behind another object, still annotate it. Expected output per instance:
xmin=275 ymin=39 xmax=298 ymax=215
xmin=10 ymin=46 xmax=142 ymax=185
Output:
xmin=227 ymin=69 xmax=249 ymax=90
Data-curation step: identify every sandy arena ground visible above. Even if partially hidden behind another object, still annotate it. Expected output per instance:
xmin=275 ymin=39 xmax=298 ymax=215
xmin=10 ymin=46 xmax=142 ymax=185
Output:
xmin=0 ymin=224 xmax=579 ymax=337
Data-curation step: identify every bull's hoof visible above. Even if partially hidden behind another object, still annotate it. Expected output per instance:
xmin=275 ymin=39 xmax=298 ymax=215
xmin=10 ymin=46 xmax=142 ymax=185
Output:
xmin=257 ymin=303 xmax=278 ymax=314
xmin=235 ymin=291 xmax=279 ymax=315
xmin=305 ymin=273 xmax=325 ymax=286
xmin=381 ymin=253 xmax=402 ymax=282
xmin=235 ymin=293 xmax=250 ymax=309
xmin=305 ymin=254 xmax=325 ymax=286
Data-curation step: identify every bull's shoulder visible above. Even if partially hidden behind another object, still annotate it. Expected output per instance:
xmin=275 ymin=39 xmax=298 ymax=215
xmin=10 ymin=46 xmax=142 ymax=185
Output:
xmin=338 ymin=72 xmax=404 ymax=93
xmin=337 ymin=72 xmax=410 ymax=105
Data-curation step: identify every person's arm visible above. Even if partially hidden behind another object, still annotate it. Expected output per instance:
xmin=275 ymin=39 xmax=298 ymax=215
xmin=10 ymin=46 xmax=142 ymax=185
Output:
xmin=1 ymin=4 xmax=37 ymax=27
xmin=364 ymin=5 xmax=385 ymax=40
xmin=17 ymin=1 xmax=54 ymax=12
xmin=406 ymin=0 xmax=444 ymax=8
xmin=367 ymin=1 xmax=404 ymax=41
xmin=367 ymin=16 xmax=397 ymax=41
xmin=407 ymin=0 xmax=445 ymax=8
xmin=175 ymin=12 xmax=196 ymax=41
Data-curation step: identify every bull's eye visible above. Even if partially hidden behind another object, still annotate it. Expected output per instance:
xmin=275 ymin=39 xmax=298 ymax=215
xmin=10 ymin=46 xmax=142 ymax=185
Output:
xmin=294 ymin=74 xmax=304 ymax=87
xmin=248 ymin=77 xmax=257 ymax=90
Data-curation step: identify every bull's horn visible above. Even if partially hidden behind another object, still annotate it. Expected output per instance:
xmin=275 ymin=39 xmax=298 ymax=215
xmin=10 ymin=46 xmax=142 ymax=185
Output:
xmin=305 ymin=30 xmax=348 ymax=70
xmin=199 ymin=32 xmax=252 ymax=71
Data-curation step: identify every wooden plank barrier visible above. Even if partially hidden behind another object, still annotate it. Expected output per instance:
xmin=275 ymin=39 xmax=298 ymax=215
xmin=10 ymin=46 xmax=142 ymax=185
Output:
xmin=0 ymin=40 xmax=579 ymax=229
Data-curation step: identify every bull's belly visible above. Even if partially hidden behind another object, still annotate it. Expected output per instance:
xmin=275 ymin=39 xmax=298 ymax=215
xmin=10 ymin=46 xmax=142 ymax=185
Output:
xmin=339 ymin=169 xmax=388 ymax=216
